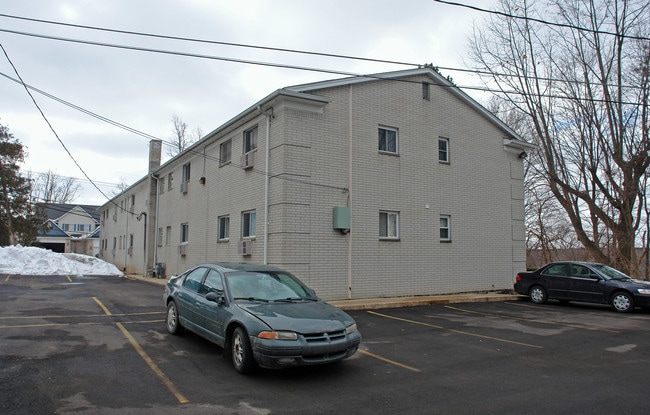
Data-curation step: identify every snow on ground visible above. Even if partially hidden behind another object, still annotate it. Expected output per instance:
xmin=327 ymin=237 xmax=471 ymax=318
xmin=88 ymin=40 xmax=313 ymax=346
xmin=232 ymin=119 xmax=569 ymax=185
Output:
xmin=0 ymin=245 xmax=123 ymax=276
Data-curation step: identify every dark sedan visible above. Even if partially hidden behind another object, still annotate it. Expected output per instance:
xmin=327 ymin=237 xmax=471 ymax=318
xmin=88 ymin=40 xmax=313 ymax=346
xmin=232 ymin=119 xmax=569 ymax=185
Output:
xmin=163 ymin=262 xmax=361 ymax=373
xmin=514 ymin=261 xmax=650 ymax=312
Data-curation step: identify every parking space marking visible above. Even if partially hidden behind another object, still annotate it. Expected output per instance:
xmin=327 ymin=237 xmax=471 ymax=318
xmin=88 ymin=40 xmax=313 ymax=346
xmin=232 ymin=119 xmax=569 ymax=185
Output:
xmin=359 ymin=349 xmax=421 ymax=372
xmin=368 ymin=310 xmax=543 ymax=349
xmin=444 ymin=304 xmax=620 ymax=333
xmin=92 ymin=297 xmax=189 ymax=404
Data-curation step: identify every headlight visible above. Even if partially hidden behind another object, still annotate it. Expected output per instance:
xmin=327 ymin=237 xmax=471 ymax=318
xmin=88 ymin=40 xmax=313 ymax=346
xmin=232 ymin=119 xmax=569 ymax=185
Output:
xmin=345 ymin=323 xmax=358 ymax=334
xmin=637 ymin=288 xmax=650 ymax=295
xmin=258 ymin=331 xmax=298 ymax=340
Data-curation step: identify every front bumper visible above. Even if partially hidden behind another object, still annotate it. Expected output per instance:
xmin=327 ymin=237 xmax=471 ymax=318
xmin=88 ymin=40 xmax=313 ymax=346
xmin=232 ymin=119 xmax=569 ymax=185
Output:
xmin=250 ymin=330 xmax=362 ymax=369
xmin=632 ymin=293 xmax=650 ymax=308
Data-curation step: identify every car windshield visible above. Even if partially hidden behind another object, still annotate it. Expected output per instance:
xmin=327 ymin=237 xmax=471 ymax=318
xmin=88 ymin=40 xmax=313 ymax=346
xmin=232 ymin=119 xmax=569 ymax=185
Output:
xmin=225 ymin=271 xmax=317 ymax=302
xmin=591 ymin=264 xmax=632 ymax=281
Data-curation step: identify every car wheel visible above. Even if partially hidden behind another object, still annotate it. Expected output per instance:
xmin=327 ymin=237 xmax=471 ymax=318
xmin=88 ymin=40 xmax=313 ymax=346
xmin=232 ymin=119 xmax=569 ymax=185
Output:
xmin=231 ymin=327 xmax=256 ymax=374
xmin=166 ymin=301 xmax=183 ymax=334
xmin=611 ymin=292 xmax=634 ymax=313
xmin=529 ymin=286 xmax=547 ymax=304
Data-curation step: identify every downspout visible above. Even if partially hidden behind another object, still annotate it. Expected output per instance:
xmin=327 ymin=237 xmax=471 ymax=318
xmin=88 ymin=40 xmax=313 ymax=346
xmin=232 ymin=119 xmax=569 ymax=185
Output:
xmin=347 ymin=84 xmax=353 ymax=299
xmin=259 ymin=105 xmax=272 ymax=265
xmin=151 ymin=173 xmax=159 ymax=269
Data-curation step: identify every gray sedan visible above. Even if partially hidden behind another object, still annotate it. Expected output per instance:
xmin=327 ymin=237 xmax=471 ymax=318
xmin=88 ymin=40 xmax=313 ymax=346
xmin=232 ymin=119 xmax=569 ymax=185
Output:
xmin=163 ymin=262 xmax=361 ymax=374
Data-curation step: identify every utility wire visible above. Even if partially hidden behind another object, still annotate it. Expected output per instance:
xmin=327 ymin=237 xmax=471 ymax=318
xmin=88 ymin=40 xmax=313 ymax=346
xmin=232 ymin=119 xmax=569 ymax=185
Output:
xmin=0 ymin=42 xmax=120 ymax=210
xmin=0 ymin=28 xmax=643 ymax=105
xmin=0 ymin=12 xmax=645 ymax=91
xmin=432 ymin=0 xmax=650 ymax=42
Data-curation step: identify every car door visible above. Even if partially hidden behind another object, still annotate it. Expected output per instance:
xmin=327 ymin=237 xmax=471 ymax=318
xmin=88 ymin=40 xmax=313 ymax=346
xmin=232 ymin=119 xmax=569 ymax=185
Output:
xmin=176 ymin=267 xmax=209 ymax=329
xmin=540 ymin=263 xmax=571 ymax=299
xmin=569 ymin=264 xmax=607 ymax=303
xmin=195 ymin=269 xmax=230 ymax=346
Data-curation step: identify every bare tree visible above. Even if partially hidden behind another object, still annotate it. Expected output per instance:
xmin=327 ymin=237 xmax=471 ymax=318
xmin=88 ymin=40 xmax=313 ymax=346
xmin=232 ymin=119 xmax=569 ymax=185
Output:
xmin=470 ymin=0 xmax=650 ymax=276
xmin=30 ymin=170 xmax=81 ymax=203
xmin=167 ymin=115 xmax=196 ymax=157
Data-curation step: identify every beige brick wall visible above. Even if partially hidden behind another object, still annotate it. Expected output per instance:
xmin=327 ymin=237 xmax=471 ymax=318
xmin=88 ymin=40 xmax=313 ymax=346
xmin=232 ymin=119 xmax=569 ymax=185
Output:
xmin=101 ymin=72 xmax=526 ymax=300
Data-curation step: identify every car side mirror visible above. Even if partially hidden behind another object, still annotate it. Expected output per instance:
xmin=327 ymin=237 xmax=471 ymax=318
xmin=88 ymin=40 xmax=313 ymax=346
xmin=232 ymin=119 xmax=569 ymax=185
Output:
xmin=206 ymin=291 xmax=225 ymax=305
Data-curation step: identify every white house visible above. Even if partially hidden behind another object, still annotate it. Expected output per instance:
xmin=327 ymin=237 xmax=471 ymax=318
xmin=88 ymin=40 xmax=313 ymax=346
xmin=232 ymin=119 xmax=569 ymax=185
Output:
xmin=99 ymin=68 xmax=534 ymax=301
xmin=38 ymin=203 xmax=101 ymax=256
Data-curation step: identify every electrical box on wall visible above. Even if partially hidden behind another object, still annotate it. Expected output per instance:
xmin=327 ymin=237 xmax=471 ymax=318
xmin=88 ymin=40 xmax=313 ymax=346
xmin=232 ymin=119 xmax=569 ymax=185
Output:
xmin=333 ymin=207 xmax=350 ymax=233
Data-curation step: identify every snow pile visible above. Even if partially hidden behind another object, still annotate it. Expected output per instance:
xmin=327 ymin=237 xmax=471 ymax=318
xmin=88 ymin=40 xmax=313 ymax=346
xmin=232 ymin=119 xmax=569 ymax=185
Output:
xmin=0 ymin=245 xmax=123 ymax=276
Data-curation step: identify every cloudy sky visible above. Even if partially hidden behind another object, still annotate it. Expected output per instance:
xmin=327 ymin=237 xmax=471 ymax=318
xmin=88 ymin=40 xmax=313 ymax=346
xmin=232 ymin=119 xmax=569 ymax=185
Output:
xmin=0 ymin=0 xmax=496 ymax=205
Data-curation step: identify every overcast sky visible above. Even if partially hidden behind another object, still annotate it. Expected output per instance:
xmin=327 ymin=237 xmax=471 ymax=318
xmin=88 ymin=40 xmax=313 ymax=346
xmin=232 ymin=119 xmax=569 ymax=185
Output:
xmin=0 ymin=0 xmax=496 ymax=205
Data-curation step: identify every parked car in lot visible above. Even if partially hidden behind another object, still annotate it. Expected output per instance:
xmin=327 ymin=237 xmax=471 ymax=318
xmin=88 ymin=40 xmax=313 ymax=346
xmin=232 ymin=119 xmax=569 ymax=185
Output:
xmin=514 ymin=261 xmax=650 ymax=312
xmin=163 ymin=262 xmax=361 ymax=373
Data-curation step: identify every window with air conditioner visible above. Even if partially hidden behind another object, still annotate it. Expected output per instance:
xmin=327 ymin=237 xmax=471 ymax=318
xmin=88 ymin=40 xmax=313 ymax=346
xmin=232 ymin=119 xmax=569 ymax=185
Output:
xmin=243 ymin=126 xmax=258 ymax=153
xmin=241 ymin=210 xmax=256 ymax=238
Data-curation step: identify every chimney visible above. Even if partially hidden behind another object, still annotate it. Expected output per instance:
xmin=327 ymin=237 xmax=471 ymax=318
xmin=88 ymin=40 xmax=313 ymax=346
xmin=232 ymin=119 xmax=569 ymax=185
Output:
xmin=149 ymin=139 xmax=162 ymax=172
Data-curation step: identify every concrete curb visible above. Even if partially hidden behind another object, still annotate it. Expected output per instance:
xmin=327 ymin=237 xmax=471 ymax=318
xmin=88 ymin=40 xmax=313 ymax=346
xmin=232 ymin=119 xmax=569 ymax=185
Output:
xmin=124 ymin=274 xmax=525 ymax=311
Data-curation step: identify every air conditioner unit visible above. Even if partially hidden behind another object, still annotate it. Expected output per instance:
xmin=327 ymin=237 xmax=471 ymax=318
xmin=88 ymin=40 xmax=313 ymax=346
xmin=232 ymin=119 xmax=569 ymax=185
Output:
xmin=178 ymin=244 xmax=188 ymax=256
xmin=240 ymin=152 xmax=254 ymax=170
xmin=238 ymin=240 xmax=253 ymax=256
xmin=180 ymin=182 xmax=188 ymax=194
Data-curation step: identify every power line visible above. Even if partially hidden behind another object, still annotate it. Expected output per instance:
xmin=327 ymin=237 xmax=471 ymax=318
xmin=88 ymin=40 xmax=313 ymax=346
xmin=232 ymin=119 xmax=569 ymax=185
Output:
xmin=0 ymin=42 xmax=120 ymax=210
xmin=431 ymin=0 xmax=650 ymax=42
xmin=1 ymin=27 xmax=643 ymax=106
xmin=1 ymin=12 xmax=646 ymax=94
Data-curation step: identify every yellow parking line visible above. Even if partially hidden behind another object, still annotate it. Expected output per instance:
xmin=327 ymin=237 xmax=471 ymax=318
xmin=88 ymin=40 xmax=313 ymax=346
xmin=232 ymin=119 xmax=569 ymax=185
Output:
xmin=368 ymin=310 xmax=543 ymax=349
xmin=4 ymin=275 xmax=9 ymax=282
xmin=66 ymin=275 xmax=72 ymax=282
xmin=93 ymin=297 xmax=189 ymax=404
xmin=359 ymin=349 xmax=421 ymax=372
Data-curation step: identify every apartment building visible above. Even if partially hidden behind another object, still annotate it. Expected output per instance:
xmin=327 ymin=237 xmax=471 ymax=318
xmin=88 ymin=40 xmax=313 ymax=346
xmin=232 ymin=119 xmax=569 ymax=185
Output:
xmin=99 ymin=68 xmax=534 ymax=300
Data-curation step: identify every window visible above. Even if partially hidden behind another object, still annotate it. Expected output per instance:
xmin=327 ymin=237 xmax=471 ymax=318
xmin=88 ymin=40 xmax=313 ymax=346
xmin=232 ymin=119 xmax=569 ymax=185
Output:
xmin=243 ymin=126 xmax=258 ymax=153
xmin=157 ymin=227 xmax=163 ymax=247
xmin=168 ymin=172 xmax=174 ymax=191
xmin=379 ymin=211 xmax=399 ymax=239
xmin=180 ymin=223 xmax=189 ymax=243
xmin=182 ymin=267 xmax=206 ymax=293
xmin=220 ymin=139 xmax=232 ymax=165
xmin=129 ymin=234 xmax=134 ymax=248
xmin=241 ymin=210 xmax=256 ymax=238
xmin=422 ymin=81 xmax=430 ymax=100
xmin=218 ymin=215 xmax=230 ymax=241
xmin=200 ymin=269 xmax=224 ymax=295
xmin=165 ymin=226 xmax=172 ymax=246
xmin=440 ymin=215 xmax=451 ymax=241
xmin=378 ymin=127 xmax=398 ymax=154
xmin=182 ymin=163 xmax=191 ymax=182
xmin=159 ymin=176 xmax=165 ymax=194
xmin=438 ymin=137 xmax=450 ymax=163
xmin=130 ymin=194 xmax=135 ymax=207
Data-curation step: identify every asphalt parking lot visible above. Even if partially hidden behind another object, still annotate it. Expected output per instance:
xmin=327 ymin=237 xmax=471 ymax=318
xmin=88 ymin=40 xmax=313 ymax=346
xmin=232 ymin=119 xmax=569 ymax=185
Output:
xmin=2 ymin=274 xmax=650 ymax=415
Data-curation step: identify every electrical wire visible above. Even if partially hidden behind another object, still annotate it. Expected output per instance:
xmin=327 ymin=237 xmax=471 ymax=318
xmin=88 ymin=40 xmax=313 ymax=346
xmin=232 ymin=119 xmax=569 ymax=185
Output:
xmin=0 ymin=42 xmax=122 ymax=211
xmin=431 ymin=0 xmax=650 ymax=42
